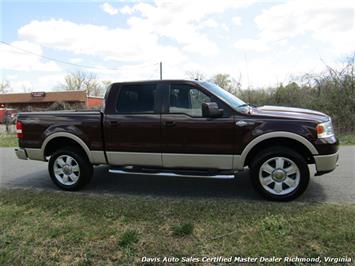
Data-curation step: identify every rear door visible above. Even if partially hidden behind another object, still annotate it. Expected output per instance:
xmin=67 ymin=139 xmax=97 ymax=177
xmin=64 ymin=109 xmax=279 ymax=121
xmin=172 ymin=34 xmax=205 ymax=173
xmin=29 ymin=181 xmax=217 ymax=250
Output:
xmin=104 ymin=82 xmax=163 ymax=166
xmin=161 ymin=82 xmax=235 ymax=169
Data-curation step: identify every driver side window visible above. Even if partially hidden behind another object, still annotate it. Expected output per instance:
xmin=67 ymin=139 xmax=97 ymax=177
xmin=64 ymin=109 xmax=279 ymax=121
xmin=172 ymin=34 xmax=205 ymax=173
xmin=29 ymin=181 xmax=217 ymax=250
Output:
xmin=169 ymin=84 xmax=211 ymax=117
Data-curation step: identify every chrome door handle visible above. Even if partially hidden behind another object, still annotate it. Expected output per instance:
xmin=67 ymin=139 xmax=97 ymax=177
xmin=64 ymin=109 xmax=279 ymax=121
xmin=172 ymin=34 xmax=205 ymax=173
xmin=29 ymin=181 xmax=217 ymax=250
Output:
xmin=110 ymin=121 xmax=120 ymax=127
xmin=165 ymin=121 xmax=176 ymax=127
xmin=236 ymin=120 xmax=255 ymax=127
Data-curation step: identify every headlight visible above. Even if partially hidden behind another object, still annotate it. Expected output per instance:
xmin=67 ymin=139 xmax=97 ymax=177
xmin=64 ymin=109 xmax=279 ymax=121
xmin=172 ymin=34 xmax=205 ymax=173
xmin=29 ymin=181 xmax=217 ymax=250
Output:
xmin=316 ymin=120 xmax=334 ymax=138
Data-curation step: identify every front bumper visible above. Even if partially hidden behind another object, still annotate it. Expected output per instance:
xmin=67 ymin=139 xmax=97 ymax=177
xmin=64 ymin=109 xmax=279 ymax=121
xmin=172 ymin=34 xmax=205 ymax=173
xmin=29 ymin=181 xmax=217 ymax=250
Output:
xmin=314 ymin=152 xmax=339 ymax=175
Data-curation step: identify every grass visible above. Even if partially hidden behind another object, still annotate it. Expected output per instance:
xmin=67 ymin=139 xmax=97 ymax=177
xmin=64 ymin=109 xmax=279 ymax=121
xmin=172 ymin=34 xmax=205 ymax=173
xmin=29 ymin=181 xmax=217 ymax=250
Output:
xmin=0 ymin=134 xmax=17 ymax=147
xmin=0 ymin=189 xmax=354 ymax=265
xmin=171 ymin=223 xmax=194 ymax=237
xmin=118 ymin=230 xmax=139 ymax=248
xmin=338 ymin=133 xmax=355 ymax=145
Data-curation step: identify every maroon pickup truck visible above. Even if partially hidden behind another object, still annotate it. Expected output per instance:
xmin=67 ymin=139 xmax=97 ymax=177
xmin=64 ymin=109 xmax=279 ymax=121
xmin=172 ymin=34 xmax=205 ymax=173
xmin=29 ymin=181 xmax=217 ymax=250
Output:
xmin=15 ymin=80 xmax=339 ymax=201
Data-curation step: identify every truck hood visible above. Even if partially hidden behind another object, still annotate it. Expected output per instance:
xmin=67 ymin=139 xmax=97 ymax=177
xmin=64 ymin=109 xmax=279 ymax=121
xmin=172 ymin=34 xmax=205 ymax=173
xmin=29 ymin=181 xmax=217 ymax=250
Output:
xmin=252 ymin=105 xmax=330 ymax=123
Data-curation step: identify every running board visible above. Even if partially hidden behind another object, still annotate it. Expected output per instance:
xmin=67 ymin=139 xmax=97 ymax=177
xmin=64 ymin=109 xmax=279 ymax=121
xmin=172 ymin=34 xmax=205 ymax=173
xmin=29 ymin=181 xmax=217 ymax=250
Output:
xmin=108 ymin=169 xmax=235 ymax=179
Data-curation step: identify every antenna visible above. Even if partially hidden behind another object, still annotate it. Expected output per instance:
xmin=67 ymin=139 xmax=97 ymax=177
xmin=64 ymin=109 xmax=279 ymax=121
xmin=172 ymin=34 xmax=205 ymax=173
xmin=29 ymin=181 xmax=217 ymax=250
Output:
xmin=244 ymin=53 xmax=251 ymax=103
xmin=160 ymin=62 xmax=163 ymax=80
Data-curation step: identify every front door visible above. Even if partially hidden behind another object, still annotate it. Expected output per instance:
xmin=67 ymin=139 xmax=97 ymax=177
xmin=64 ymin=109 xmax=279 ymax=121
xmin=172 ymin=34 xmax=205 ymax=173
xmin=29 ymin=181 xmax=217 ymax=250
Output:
xmin=161 ymin=82 xmax=235 ymax=169
xmin=104 ymin=82 xmax=162 ymax=166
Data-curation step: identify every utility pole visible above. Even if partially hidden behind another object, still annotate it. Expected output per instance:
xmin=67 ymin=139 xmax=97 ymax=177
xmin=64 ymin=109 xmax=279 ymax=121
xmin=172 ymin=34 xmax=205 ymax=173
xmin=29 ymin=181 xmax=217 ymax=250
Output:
xmin=160 ymin=61 xmax=162 ymax=80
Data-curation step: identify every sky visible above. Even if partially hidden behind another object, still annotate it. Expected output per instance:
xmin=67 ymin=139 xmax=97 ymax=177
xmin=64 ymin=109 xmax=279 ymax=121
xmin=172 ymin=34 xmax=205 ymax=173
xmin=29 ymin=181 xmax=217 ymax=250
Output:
xmin=0 ymin=0 xmax=354 ymax=92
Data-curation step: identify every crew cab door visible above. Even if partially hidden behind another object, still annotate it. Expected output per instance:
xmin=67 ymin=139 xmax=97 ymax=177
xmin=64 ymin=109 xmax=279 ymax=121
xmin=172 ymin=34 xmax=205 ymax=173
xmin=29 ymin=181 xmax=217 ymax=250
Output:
xmin=103 ymin=82 xmax=163 ymax=166
xmin=161 ymin=82 xmax=235 ymax=169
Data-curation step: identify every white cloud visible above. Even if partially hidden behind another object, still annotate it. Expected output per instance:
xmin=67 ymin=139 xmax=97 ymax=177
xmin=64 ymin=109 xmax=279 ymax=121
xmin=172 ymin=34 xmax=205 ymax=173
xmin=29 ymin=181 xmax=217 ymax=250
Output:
xmin=9 ymin=0 xmax=350 ymax=91
xmin=8 ymin=80 xmax=34 ymax=91
xmin=18 ymin=0 xmax=256 ymax=63
xmin=100 ymin=3 xmax=118 ymax=15
xmin=0 ymin=40 xmax=61 ymax=72
xmin=69 ymin=57 xmax=83 ymax=63
xmin=200 ymin=18 xmax=219 ymax=29
xmin=243 ymin=56 xmax=330 ymax=89
xmin=18 ymin=19 xmax=186 ymax=63
xmin=125 ymin=0 xmax=255 ymax=55
xmin=37 ymin=74 xmax=65 ymax=89
xmin=221 ymin=23 xmax=229 ymax=32
xmin=232 ymin=16 xmax=242 ymax=27
xmin=120 ymin=5 xmax=135 ymax=15
xmin=234 ymin=38 xmax=269 ymax=52
xmin=234 ymin=0 xmax=354 ymax=53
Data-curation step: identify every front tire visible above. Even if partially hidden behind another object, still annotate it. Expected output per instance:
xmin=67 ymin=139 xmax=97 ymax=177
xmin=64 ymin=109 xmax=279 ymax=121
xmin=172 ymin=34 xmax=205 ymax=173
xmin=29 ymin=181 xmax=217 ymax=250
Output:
xmin=48 ymin=147 xmax=93 ymax=191
xmin=250 ymin=147 xmax=309 ymax=201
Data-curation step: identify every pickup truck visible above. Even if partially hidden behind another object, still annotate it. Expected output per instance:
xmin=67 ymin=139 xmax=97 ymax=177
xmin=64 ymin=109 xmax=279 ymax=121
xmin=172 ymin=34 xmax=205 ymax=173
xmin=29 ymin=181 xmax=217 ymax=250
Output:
xmin=15 ymin=80 xmax=339 ymax=201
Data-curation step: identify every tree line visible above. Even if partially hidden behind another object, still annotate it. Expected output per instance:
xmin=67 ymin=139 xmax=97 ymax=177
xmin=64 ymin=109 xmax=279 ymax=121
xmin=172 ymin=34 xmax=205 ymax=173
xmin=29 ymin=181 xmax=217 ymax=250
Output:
xmin=194 ymin=56 xmax=354 ymax=134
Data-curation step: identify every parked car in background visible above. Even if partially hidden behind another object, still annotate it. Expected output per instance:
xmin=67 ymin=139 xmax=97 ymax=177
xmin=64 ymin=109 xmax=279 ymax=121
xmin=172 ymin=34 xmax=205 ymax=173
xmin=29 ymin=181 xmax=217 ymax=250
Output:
xmin=14 ymin=80 xmax=339 ymax=201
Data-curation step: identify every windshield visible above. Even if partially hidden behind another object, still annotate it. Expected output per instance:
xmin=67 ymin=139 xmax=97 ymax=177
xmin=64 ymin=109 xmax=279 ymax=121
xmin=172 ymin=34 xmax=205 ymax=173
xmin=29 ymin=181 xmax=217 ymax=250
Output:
xmin=200 ymin=81 xmax=246 ymax=110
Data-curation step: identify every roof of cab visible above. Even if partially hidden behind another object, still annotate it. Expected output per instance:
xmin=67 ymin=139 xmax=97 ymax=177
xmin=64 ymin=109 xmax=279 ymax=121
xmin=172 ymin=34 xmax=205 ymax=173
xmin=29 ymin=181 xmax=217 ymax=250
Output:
xmin=111 ymin=79 xmax=204 ymax=86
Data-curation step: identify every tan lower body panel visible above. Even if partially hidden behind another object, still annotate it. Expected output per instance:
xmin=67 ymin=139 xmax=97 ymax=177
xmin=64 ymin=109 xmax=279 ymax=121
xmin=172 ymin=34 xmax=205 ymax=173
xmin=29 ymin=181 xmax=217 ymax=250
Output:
xmin=106 ymin=152 xmax=163 ymax=167
xmin=314 ymin=152 xmax=339 ymax=172
xmin=162 ymin=153 xmax=233 ymax=170
xmin=19 ymin=148 xmax=238 ymax=170
xmin=106 ymin=152 xmax=235 ymax=169
xmin=26 ymin=148 xmax=43 ymax=161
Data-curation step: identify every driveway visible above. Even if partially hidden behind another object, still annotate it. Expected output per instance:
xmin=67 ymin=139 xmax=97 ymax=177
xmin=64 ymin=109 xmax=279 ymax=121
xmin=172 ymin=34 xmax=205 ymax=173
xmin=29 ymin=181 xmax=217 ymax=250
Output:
xmin=0 ymin=146 xmax=354 ymax=203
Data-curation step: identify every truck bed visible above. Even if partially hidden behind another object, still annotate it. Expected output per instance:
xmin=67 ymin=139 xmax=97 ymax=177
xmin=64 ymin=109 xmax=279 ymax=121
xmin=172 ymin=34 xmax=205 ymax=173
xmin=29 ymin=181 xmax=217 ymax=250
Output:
xmin=17 ymin=110 xmax=104 ymax=151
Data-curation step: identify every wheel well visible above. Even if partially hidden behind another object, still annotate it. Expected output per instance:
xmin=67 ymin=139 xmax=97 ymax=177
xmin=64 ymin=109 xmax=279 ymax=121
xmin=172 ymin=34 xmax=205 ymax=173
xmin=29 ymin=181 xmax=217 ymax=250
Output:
xmin=244 ymin=137 xmax=315 ymax=167
xmin=44 ymin=137 xmax=88 ymax=159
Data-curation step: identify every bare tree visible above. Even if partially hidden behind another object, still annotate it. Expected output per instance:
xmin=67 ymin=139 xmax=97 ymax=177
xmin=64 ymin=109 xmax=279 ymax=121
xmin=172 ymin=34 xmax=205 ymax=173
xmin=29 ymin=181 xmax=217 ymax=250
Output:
xmin=101 ymin=80 xmax=112 ymax=88
xmin=62 ymin=71 xmax=87 ymax=91
xmin=212 ymin=73 xmax=231 ymax=88
xmin=22 ymin=86 xmax=31 ymax=93
xmin=62 ymin=71 xmax=105 ymax=97
xmin=211 ymin=73 xmax=239 ymax=95
xmin=185 ymin=70 xmax=206 ymax=81
xmin=0 ymin=80 xmax=10 ymax=93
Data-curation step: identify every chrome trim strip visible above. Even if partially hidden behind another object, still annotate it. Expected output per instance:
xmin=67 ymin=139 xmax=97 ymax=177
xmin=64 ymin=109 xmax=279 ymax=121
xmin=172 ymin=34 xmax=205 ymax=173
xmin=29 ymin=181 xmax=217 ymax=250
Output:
xmin=106 ymin=151 xmax=162 ymax=166
xmin=314 ymin=152 xmax=339 ymax=172
xmin=109 ymin=169 xmax=235 ymax=179
xmin=236 ymin=131 xmax=319 ymax=169
xmin=163 ymin=153 xmax=233 ymax=169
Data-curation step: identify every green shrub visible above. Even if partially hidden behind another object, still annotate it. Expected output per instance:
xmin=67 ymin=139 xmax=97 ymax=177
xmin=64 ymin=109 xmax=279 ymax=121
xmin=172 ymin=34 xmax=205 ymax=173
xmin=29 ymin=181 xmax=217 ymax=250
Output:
xmin=118 ymin=230 xmax=138 ymax=248
xmin=171 ymin=222 xmax=194 ymax=237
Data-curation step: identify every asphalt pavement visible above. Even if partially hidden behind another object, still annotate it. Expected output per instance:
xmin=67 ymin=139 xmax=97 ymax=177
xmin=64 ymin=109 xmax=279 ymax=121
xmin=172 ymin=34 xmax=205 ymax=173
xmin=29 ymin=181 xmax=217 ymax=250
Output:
xmin=0 ymin=147 xmax=354 ymax=203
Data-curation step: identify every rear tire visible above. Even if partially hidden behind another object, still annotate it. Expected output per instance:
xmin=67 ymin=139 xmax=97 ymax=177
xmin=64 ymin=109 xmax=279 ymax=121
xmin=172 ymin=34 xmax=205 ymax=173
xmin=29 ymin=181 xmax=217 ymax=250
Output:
xmin=250 ymin=146 xmax=309 ymax=201
xmin=48 ymin=147 xmax=93 ymax=191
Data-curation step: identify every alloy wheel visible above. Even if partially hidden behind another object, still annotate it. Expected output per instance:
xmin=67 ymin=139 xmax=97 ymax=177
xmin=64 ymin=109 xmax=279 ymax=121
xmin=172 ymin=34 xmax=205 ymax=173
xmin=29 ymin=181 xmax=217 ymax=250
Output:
xmin=53 ymin=155 xmax=80 ymax=185
xmin=258 ymin=156 xmax=300 ymax=195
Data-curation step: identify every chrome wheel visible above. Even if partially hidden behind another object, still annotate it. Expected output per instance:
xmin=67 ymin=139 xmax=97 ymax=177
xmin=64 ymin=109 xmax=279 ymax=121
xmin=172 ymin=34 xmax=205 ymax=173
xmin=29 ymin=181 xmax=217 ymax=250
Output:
xmin=53 ymin=155 xmax=80 ymax=185
xmin=259 ymin=156 xmax=300 ymax=195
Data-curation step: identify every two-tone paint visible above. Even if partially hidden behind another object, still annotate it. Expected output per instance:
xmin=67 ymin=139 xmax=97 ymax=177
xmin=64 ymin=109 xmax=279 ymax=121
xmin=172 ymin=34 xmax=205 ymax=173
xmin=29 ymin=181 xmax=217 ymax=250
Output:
xmin=15 ymin=80 xmax=339 ymax=175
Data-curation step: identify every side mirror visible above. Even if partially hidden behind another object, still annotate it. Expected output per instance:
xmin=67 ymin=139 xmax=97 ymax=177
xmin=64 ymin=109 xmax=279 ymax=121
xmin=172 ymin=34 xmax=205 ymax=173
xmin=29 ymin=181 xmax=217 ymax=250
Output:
xmin=202 ymin=102 xmax=223 ymax=118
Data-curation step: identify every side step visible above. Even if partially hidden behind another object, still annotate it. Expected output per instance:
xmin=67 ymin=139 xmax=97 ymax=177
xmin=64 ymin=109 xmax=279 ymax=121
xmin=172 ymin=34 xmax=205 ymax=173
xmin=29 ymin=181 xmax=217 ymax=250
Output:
xmin=108 ymin=167 xmax=235 ymax=179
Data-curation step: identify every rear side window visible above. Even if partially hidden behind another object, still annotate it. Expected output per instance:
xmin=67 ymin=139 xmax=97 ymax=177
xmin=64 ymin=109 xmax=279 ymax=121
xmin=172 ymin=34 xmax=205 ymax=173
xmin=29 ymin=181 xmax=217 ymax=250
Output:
xmin=116 ymin=84 xmax=157 ymax=113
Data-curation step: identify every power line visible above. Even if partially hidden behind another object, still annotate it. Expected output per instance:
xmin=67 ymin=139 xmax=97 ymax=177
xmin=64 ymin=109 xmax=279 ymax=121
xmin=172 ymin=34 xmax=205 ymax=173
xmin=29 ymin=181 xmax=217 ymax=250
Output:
xmin=0 ymin=40 xmax=159 ymax=72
